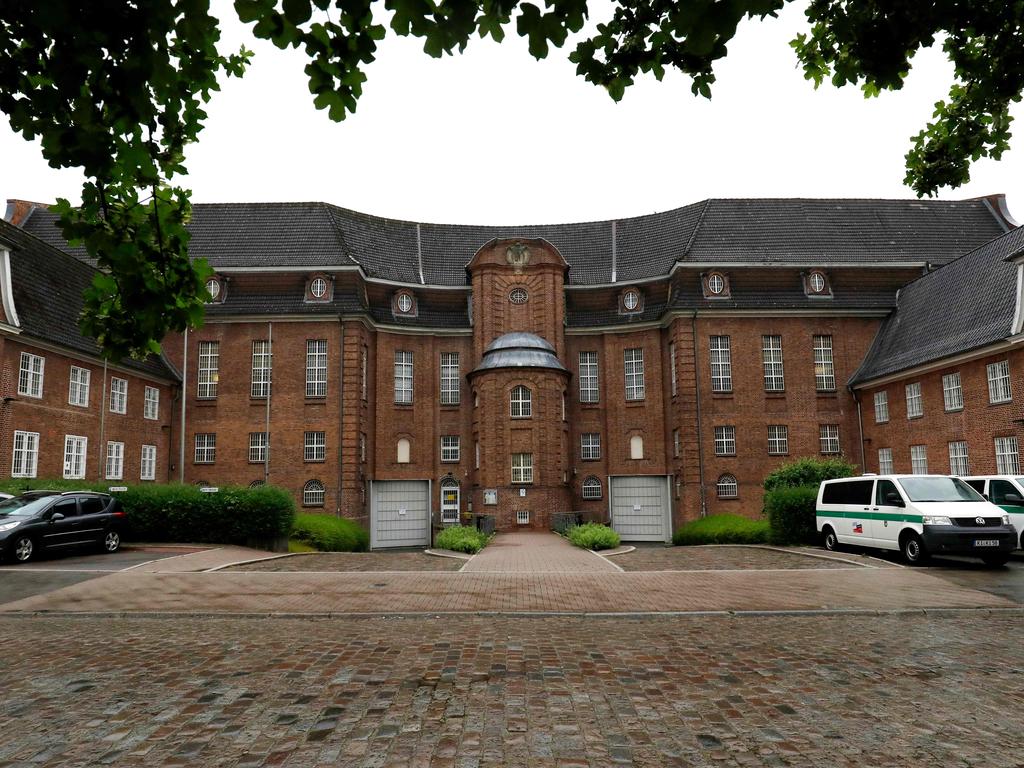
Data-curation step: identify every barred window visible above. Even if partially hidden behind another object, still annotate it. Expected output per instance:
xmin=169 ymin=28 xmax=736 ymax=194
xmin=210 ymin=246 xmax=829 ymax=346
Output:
xmin=767 ymin=425 xmax=789 ymax=455
xmin=511 ymin=453 xmax=533 ymax=484
xmin=579 ymin=351 xmax=599 ymax=403
xmin=361 ymin=346 xmax=368 ymax=400
xmin=878 ymin=448 xmax=893 ymax=475
xmin=995 ymin=436 xmax=1020 ymax=474
xmin=819 ymin=424 xmax=840 ymax=455
xmin=942 ymin=372 xmax=963 ymax=411
xmin=11 ymin=431 xmax=39 ymax=478
xmin=394 ymin=351 xmax=413 ymax=404
xmin=669 ymin=342 xmax=677 ymax=396
xmin=762 ymin=335 xmax=784 ymax=392
xmin=63 ymin=435 xmax=88 ymax=479
xmin=714 ymin=425 xmax=736 ymax=456
xmin=105 ymin=441 xmax=124 ymax=480
xmin=441 ymin=435 xmax=461 ymax=463
xmin=303 ymin=479 xmax=325 ymax=507
xmin=140 ymin=444 xmax=157 ymax=481
xmin=109 ymin=377 xmax=127 ymax=414
xmin=948 ymin=441 xmax=969 ymax=476
xmin=440 ymin=352 xmax=460 ymax=405
xmin=510 ymin=385 xmax=532 ymax=418
xmin=251 ymin=340 xmax=272 ymax=398
xmin=144 ymin=386 xmax=160 ymax=420
xmin=18 ymin=352 xmax=44 ymax=398
xmin=911 ymin=445 xmax=928 ymax=474
xmin=581 ymin=433 xmax=601 ymax=461
xmin=716 ymin=474 xmax=738 ymax=499
xmin=582 ymin=476 xmax=602 ymax=499
xmin=709 ymin=336 xmax=732 ymax=393
xmin=306 ymin=339 xmax=327 ymax=397
xmin=987 ymin=361 xmax=1012 ymax=404
xmin=194 ymin=433 xmax=216 ymax=464
xmin=624 ymin=348 xmax=645 ymax=401
xmin=305 ymin=431 xmax=326 ymax=462
xmin=197 ymin=341 xmax=219 ymax=398
xmin=69 ymin=366 xmax=91 ymax=407
xmin=874 ymin=391 xmax=889 ymax=423
xmin=813 ymin=335 xmax=835 ymax=391
xmin=249 ymin=432 xmax=267 ymax=463
xmin=905 ymin=382 xmax=923 ymax=418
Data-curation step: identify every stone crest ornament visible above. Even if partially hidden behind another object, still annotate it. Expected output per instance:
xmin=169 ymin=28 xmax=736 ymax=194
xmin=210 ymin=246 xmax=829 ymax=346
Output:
xmin=505 ymin=242 xmax=531 ymax=274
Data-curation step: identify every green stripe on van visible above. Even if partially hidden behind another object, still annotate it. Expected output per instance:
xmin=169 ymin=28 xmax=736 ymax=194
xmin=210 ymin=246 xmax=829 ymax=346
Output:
xmin=816 ymin=509 xmax=923 ymax=523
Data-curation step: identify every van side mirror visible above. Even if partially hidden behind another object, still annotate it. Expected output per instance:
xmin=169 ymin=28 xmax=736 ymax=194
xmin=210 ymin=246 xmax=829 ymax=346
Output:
xmin=885 ymin=492 xmax=904 ymax=507
xmin=1004 ymin=493 xmax=1023 ymax=504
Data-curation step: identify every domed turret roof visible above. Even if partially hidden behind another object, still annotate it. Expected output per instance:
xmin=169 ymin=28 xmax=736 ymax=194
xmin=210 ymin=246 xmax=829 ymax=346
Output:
xmin=473 ymin=332 xmax=567 ymax=373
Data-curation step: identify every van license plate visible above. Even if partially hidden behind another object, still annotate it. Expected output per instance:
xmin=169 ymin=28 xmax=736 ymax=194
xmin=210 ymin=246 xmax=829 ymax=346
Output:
xmin=974 ymin=539 xmax=999 ymax=547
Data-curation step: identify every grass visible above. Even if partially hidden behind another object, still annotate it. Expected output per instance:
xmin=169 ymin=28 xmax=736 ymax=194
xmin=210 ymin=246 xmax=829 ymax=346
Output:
xmin=672 ymin=514 xmax=770 ymax=546
xmin=287 ymin=540 xmax=319 ymax=553
xmin=434 ymin=525 xmax=491 ymax=554
xmin=290 ymin=513 xmax=369 ymax=552
xmin=566 ymin=522 xmax=621 ymax=551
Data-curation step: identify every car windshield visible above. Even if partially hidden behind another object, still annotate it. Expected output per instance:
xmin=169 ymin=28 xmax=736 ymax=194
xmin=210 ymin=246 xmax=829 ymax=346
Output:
xmin=897 ymin=477 xmax=985 ymax=503
xmin=0 ymin=496 xmax=54 ymax=517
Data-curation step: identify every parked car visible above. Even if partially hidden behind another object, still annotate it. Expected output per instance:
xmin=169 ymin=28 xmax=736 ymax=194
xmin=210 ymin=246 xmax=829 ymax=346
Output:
xmin=0 ymin=491 xmax=125 ymax=563
xmin=962 ymin=476 xmax=1024 ymax=549
xmin=0 ymin=492 xmax=12 ymax=500
xmin=816 ymin=474 xmax=1017 ymax=566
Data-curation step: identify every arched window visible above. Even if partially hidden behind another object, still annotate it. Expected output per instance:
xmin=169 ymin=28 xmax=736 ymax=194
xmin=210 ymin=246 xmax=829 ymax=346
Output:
xmin=582 ymin=476 xmax=602 ymax=500
xmin=630 ymin=435 xmax=644 ymax=460
xmin=510 ymin=385 xmax=532 ymax=418
xmin=303 ymin=479 xmax=325 ymax=507
xmin=716 ymin=474 xmax=738 ymax=499
xmin=249 ymin=479 xmax=265 ymax=489
xmin=396 ymin=438 xmax=411 ymax=464
xmin=309 ymin=277 xmax=328 ymax=299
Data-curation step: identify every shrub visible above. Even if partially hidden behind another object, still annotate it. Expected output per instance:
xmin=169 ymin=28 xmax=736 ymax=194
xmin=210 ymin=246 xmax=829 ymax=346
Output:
xmin=566 ymin=522 xmax=621 ymax=551
xmin=434 ymin=525 xmax=490 ymax=554
xmin=291 ymin=513 xmax=369 ymax=552
xmin=764 ymin=485 xmax=820 ymax=545
xmin=762 ymin=456 xmax=857 ymax=492
xmin=672 ymin=514 xmax=770 ymax=546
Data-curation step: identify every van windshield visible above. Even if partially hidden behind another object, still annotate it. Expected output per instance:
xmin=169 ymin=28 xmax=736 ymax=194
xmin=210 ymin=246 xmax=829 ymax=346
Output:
xmin=897 ymin=477 xmax=985 ymax=503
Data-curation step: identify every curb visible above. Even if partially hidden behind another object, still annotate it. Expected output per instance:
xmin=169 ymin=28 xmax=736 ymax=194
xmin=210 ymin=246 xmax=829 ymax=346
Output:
xmin=205 ymin=552 xmax=298 ymax=572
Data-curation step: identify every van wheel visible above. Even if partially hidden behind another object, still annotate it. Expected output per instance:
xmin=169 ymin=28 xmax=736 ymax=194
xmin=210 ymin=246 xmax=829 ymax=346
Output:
xmin=900 ymin=532 xmax=929 ymax=565
xmin=981 ymin=554 xmax=1010 ymax=568
xmin=822 ymin=526 xmax=839 ymax=552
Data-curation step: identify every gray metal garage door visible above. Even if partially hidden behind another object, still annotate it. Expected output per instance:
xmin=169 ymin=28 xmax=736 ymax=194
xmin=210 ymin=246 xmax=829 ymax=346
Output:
xmin=370 ymin=480 xmax=431 ymax=549
xmin=609 ymin=475 xmax=670 ymax=542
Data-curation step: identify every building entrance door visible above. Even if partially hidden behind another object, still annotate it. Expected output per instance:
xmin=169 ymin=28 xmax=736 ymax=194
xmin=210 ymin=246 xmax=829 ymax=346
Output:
xmin=441 ymin=478 xmax=460 ymax=525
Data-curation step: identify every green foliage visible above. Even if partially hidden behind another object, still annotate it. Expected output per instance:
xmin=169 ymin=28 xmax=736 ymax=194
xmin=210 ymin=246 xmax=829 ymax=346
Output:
xmin=288 ymin=539 xmax=319 ymax=553
xmin=291 ymin=512 xmax=369 ymax=552
xmin=763 ymin=456 xmax=857 ymax=492
xmin=434 ymin=525 xmax=491 ymax=554
xmin=764 ymin=485 xmax=820 ymax=546
xmin=566 ymin=522 xmax=620 ymax=551
xmin=672 ymin=514 xmax=770 ymax=546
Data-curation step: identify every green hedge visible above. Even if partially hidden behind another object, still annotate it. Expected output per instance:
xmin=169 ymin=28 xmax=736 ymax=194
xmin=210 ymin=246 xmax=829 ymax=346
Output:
xmin=291 ymin=513 xmax=369 ymax=552
xmin=0 ymin=479 xmax=294 ymax=545
xmin=764 ymin=485 xmax=820 ymax=545
xmin=566 ymin=522 xmax=621 ymax=551
xmin=673 ymin=514 xmax=770 ymax=545
xmin=762 ymin=456 xmax=857 ymax=492
xmin=434 ymin=525 xmax=490 ymax=554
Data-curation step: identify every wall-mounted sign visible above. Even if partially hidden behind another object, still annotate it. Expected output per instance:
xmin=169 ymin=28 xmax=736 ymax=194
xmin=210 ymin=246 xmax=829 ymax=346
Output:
xmin=483 ymin=489 xmax=497 ymax=505
xmin=108 ymin=486 xmax=127 ymax=493
xmin=200 ymin=487 xmax=219 ymax=493
xmin=519 ymin=488 xmax=527 ymax=497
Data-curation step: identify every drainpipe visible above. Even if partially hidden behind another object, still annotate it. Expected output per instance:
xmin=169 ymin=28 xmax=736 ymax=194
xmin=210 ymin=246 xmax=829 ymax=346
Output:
xmin=690 ymin=312 xmax=708 ymax=517
xmin=264 ymin=322 xmax=272 ymax=483
xmin=336 ymin=322 xmax=345 ymax=516
xmin=98 ymin=359 xmax=108 ymax=481
xmin=179 ymin=329 xmax=188 ymax=482
xmin=853 ymin=388 xmax=866 ymax=472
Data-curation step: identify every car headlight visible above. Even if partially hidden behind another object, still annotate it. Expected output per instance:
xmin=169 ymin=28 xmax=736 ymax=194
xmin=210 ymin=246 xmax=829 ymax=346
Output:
xmin=0 ymin=521 xmax=21 ymax=532
xmin=1003 ymin=514 xmax=1011 ymax=525
xmin=922 ymin=516 xmax=953 ymax=526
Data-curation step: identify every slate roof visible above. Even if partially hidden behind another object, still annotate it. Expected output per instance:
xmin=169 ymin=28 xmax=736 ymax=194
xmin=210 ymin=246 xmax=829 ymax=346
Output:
xmin=850 ymin=226 xmax=1024 ymax=385
xmin=18 ymin=198 xmax=1007 ymax=287
xmin=0 ymin=219 xmax=178 ymax=380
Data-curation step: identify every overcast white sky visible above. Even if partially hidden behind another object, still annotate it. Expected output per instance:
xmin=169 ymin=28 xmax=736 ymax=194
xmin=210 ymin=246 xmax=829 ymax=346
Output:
xmin=3 ymin=1 xmax=1022 ymax=225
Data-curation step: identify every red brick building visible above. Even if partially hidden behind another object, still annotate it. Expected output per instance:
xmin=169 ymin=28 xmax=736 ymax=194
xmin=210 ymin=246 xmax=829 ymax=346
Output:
xmin=5 ymin=196 xmax=1019 ymax=546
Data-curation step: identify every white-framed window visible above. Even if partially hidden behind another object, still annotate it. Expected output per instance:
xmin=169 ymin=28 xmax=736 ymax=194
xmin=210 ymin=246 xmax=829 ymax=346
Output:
xmin=995 ymin=436 xmax=1020 ymax=474
xmin=303 ymin=479 xmax=325 ymax=507
xmin=878 ymin=448 xmax=894 ymax=475
xmin=18 ymin=352 xmax=44 ymax=398
xmin=394 ymin=350 xmax=413 ymax=404
xmin=361 ymin=346 xmax=368 ymax=401
xmin=581 ymin=433 xmax=601 ymax=461
xmin=440 ymin=435 xmax=460 ymax=463
xmin=310 ymin=276 xmax=328 ymax=298
xmin=510 ymin=385 xmax=532 ymax=418
xmin=579 ymin=351 xmax=599 ymax=403
xmin=622 ymin=289 xmax=640 ymax=311
xmin=582 ymin=476 xmax=602 ymax=500
xmin=910 ymin=445 xmax=928 ymax=474
xmin=669 ymin=341 xmax=677 ymax=396
xmin=813 ymin=335 xmax=835 ymax=391
xmin=305 ymin=431 xmax=326 ymax=462
xmin=63 ymin=435 xmax=87 ymax=479
xmin=762 ymin=335 xmax=784 ymax=392
xmin=673 ymin=428 xmax=681 ymax=458
xmin=140 ymin=444 xmax=157 ymax=481
xmin=987 ymin=361 xmax=1012 ymax=404
xmin=948 ymin=441 xmax=969 ymax=476
xmin=624 ymin=348 xmax=645 ymax=400
xmin=905 ymin=382 xmax=923 ymax=418
xmin=942 ymin=372 xmax=963 ymax=411
xmin=11 ymin=431 xmax=39 ymax=478
xmin=306 ymin=339 xmax=327 ymax=398
xmin=440 ymin=352 xmax=460 ymax=405
xmin=767 ymin=425 xmax=789 ymax=455
xmin=251 ymin=340 xmax=272 ymax=398
xmin=68 ymin=366 xmax=91 ymax=407
xmin=194 ymin=433 xmax=216 ymax=464
xmin=707 ymin=273 xmax=725 ymax=295
xmin=716 ymin=474 xmax=738 ymax=499
xmin=709 ymin=336 xmax=732 ymax=393
xmin=248 ymin=432 xmax=267 ymax=463
xmin=511 ymin=453 xmax=533 ymax=484
xmin=714 ymin=425 xmax=736 ymax=456
xmin=105 ymin=441 xmax=124 ymax=480
xmin=109 ymin=377 xmax=127 ymax=414
xmin=397 ymin=292 xmax=414 ymax=313
xmin=197 ymin=341 xmax=219 ymax=398
xmin=874 ymin=391 xmax=889 ymax=423
xmin=144 ymin=385 xmax=159 ymax=420
xmin=819 ymin=424 xmax=840 ymax=455
xmin=516 ymin=509 xmax=531 ymax=525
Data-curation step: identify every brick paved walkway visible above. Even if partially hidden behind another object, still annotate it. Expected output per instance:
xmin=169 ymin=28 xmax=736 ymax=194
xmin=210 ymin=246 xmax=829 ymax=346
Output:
xmin=127 ymin=546 xmax=280 ymax=572
xmin=228 ymin=553 xmax=464 ymax=572
xmin=0 ymin=612 xmax=1020 ymax=767
xmin=462 ymin=532 xmax=619 ymax=573
xmin=613 ymin=545 xmax=870 ymax=571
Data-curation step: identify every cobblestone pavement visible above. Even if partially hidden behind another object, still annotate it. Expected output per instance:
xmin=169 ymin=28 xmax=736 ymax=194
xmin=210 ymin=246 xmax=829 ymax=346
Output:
xmin=0 ymin=612 xmax=1021 ymax=767
xmin=612 ymin=546 xmax=871 ymax=572
xmin=227 ymin=553 xmax=464 ymax=573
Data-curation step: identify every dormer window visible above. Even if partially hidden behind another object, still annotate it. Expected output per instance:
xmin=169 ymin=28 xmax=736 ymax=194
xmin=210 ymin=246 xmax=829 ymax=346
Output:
xmin=703 ymin=272 xmax=730 ymax=299
xmin=305 ymin=274 xmax=332 ymax=302
xmin=804 ymin=270 xmax=832 ymax=298
xmin=619 ymin=287 xmax=643 ymax=314
xmin=205 ymin=276 xmax=225 ymax=304
xmin=311 ymin=277 xmax=327 ymax=298
xmin=393 ymin=290 xmax=417 ymax=317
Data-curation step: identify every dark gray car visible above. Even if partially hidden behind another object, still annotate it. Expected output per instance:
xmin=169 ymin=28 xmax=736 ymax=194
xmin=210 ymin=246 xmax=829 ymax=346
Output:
xmin=0 ymin=491 xmax=125 ymax=563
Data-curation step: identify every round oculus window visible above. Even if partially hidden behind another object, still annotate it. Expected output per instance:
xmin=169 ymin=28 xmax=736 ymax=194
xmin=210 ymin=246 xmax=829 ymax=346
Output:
xmin=310 ymin=277 xmax=328 ymax=298
xmin=707 ymin=273 xmax=725 ymax=295
xmin=205 ymin=279 xmax=220 ymax=301
xmin=623 ymin=290 xmax=640 ymax=311
xmin=509 ymin=287 xmax=529 ymax=304
xmin=397 ymin=293 xmax=413 ymax=313
xmin=809 ymin=272 xmax=826 ymax=293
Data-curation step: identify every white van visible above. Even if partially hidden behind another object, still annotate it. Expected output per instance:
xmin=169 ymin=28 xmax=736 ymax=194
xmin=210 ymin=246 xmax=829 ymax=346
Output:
xmin=962 ymin=476 xmax=1024 ymax=549
xmin=816 ymin=474 xmax=1017 ymax=565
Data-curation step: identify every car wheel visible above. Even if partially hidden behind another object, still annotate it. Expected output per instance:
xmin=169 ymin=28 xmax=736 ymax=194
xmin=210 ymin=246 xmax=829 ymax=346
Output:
xmin=981 ymin=554 xmax=1010 ymax=568
xmin=102 ymin=531 xmax=121 ymax=554
xmin=900 ymin=532 xmax=929 ymax=565
xmin=12 ymin=535 xmax=35 ymax=563
xmin=822 ymin=526 xmax=839 ymax=552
